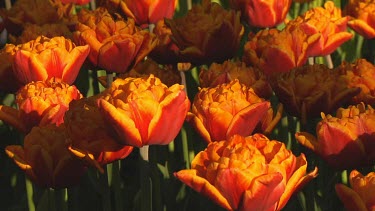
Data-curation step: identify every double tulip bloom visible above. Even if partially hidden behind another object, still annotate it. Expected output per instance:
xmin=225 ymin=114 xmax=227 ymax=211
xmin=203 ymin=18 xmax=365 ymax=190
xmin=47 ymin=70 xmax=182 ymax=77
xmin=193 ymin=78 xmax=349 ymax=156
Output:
xmin=199 ymin=60 xmax=273 ymax=99
xmin=165 ymin=0 xmax=244 ymax=65
xmin=337 ymin=58 xmax=375 ymax=105
xmin=336 ymin=170 xmax=375 ymax=211
xmin=175 ymin=134 xmax=318 ymax=211
xmin=187 ymin=80 xmax=271 ymax=143
xmin=229 ymin=0 xmax=292 ymax=28
xmin=65 ymin=96 xmax=133 ymax=173
xmin=0 ymin=79 xmax=82 ymax=133
xmin=5 ymin=124 xmax=87 ymax=188
xmin=243 ymin=27 xmax=320 ymax=76
xmin=97 ymin=74 xmax=190 ymax=147
xmin=271 ymin=64 xmax=360 ymax=124
xmin=345 ymin=0 xmax=375 ymax=39
xmin=296 ymin=103 xmax=375 ymax=169
xmin=286 ymin=1 xmax=353 ymax=57
xmin=7 ymin=36 xmax=90 ymax=85
xmin=73 ymin=8 xmax=158 ymax=73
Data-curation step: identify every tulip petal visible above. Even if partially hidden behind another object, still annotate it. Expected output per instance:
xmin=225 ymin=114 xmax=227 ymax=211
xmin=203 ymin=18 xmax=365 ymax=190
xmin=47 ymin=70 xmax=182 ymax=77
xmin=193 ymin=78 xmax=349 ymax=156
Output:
xmin=0 ymin=105 xmax=27 ymax=133
xmin=61 ymin=45 xmax=90 ymax=84
xmin=241 ymin=172 xmax=285 ymax=211
xmin=215 ymin=168 xmax=253 ymax=210
xmin=147 ymin=89 xmax=189 ymax=145
xmin=335 ymin=184 xmax=368 ymax=211
xmin=98 ymin=99 xmax=142 ymax=147
xmin=186 ymin=112 xmax=212 ymax=143
xmin=295 ymin=132 xmax=321 ymax=152
xmin=227 ymin=101 xmax=270 ymax=138
xmin=174 ymin=169 xmax=232 ymax=210
xmin=14 ymin=50 xmax=47 ymax=84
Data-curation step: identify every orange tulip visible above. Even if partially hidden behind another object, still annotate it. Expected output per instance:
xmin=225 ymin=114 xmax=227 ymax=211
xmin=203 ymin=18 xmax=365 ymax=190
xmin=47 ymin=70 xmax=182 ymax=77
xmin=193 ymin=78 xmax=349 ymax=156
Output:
xmin=336 ymin=170 xmax=375 ymax=211
xmin=64 ymin=96 xmax=133 ymax=173
xmin=229 ymin=0 xmax=292 ymax=28
xmin=10 ymin=36 xmax=90 ymax=85
xmin=5 ymin=124 xmax=87 ymax=188
xmin=73 ymin=8 xmax=158 ymax=73
xmin=270 ymin=64 xmax=361 ymax=123
xmin=113 ymin=0 xmax=178 ymax=26
xmin=243 ymin=27 xmax=320 ymax=76
xmin=97 ymin=74 xmax=190 ymax=147
xmin=345 ymin=0 xmax=375 ymax=39
xmin=0 ymin=78 xmax=82 ymax=133
xmin=175 ymin=134 xmax=318 ymax=211
xmin=199 ymin=60 xmax=273 ymax=99
xmin=164 ymin=0 xmax=244 ymax=65
xmin=187 ymin=80 xmax=271 ymax=143
xmin=296 ymin=103 xmax=375 ymax=169
xmin=0 ymin=0 xmax=71 ymax=36
xmin=337 ymin=59 xmax=375 ymax=105
xmin=286 ymin=1 xmax=353 ymax=57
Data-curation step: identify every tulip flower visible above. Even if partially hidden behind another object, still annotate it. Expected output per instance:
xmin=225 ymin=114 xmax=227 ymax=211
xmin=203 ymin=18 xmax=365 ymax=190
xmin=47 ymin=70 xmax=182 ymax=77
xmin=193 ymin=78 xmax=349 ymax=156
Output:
xmin=296 ymin=103 xmax=375 ymax=170
xmin=344 ymin=0 xmax=375 ymax=39
xmin=97 ymin=74 xmax=190 ymax=148
xmin=5 ymin=124 xmax=87 ymax=188
xmin=199 ymin=60 xmax=273 ymax=99
xmin=336 ymin=170 xmax=375 ymax=211
xmin=0 ymin=0 xmax=71 ymax=36
xmin=243 ymin=27 xmax=320 ymax=76
xmin=336 ymin=59 xmax=375 ymax=105
xmin=0 ymin=78 xmax=82 ymax=134
xmin=10 ymin=36 xmax=90 ymax=85
xmin=286 ymin=1 xmax=353 ymax=57
xmin=64 ymin=96 xmax=133 ymax=173
xmin=229 ymin=0 xmax=292 ymax=28
xmin=270 ymin=64 xmax=361 ymax=124
xmin=175 ymin=134 xmax=318 ymax=211
xmin=187 ymin=79 xmax=271 ymax=143
xmin=113 ymin=0 xmax=178 ymax=26
xmin=164 ymin=0 xmax=244 ymax=65
xmin=73 ymin=8 xmax=158 ymax=73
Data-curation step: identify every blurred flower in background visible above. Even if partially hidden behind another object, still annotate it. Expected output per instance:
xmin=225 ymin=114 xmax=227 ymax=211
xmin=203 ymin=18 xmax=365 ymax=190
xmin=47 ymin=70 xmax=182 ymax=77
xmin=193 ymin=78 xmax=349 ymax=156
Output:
xmin=0 ymin=44 xmax=22 ymax=92
xmin=9 ymin=36 xmax=89 ymax=85
xmin=187 ymin=80 xmax=270 ymax=143
xmin=165 ymin=0 xmax=244 ymax=65
xmin=296 ymin=103 xmax=375 ymax=169
xmin=97 ymin=74 xmax=190 ymax=147
xmin=336 ymin=169 xmax=375 ymax=211
xmin=175 ymin=134 xmax=318 ymax=211
xmin=60 ymin=0 xmax=91 ymax=5
xmin=73 ymin=7 xmax=158 ymax=73
xmin=0 ymin=79 xmax=82 ymax=133
xmin=229 ymin=0 xmax=292 ymax=28
xmin=345 ymin=0 xmax=375 ymax=39
xmin=5 ymin=124 xmax=87 ymax=188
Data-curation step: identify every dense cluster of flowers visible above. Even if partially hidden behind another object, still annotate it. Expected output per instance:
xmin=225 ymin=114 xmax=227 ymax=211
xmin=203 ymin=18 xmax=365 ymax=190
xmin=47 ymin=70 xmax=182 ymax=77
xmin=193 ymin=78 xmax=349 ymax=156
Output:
xmin=1 ymin=0 xmax=375 ymax=210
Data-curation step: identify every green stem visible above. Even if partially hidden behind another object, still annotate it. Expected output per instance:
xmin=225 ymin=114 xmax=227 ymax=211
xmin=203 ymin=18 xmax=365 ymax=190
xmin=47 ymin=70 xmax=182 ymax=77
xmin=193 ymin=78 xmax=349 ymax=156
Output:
xmin=25 ymin=177 xmax=35 ymax=211
xmin=140 ymin=146 xmax=152 ymax=211
xmin=99 ymin=167 xmax=112 ymax=211
xmin=54 ymin=188 xmax=67 ymax=211
xmin=111 ymin=161 xmax=123 ymax=211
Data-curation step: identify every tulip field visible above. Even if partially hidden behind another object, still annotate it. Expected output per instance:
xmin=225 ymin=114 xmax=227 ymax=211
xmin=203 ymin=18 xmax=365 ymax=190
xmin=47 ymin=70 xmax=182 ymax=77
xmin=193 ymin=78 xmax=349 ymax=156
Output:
xmin=1 ymin=0 xmax=375 ymax=211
